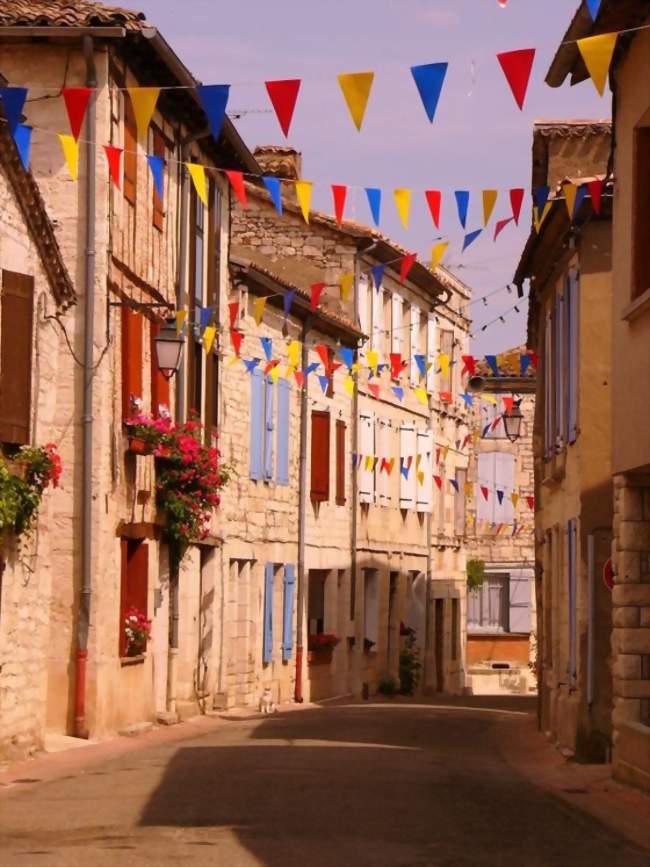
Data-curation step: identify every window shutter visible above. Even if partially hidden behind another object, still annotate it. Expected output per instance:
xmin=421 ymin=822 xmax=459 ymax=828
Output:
xmin=544 ymin=310 xmax=553 ymax=459
xmin=454 ymin=468 xmax=467 ymax=535
xmin=310 ymin=410 xmax=330 ymax=501
xmin=335 ymin=419 xmax=346 ymax=505
xmin=391 ymin=293 xmax=403 ymax=355
xmin=263 ymin=563 xmax=274 ymax=664
xmin=426 ymin=315 xmax=437 ymax=393
xmin=121 ymin=306 xmax=143 ymax=420
xmin=494 ymin=452 xmax=515 ymax=524
xmin=358 ymin=411 xmax=375 ymax=504
xmin=0 ymin=270 xmax=33 ymax=444
xmin=399 ymin=423 xmax=416 ymax=510
xmin=477 ymin=452 xmax=495 ymax=523
xmin=508 ymin=569 xmax=531 ymax=634
xmin=567 ymin=271 xmax=579 ymax=444
xmin=263 ymin=375 xmax=275 ymax=481
xmin=281 ymin=564 xmax=296 ymax=661
xmin=410 ymin=305 xmax=420 ymax=385
xmin=358 ymin=276 xmax=369 ymax=336
xmin=276 ymin=378 xmax=291 ymax=485
xmin=119 ymin=539 xmax=149 ymax=656
xmin=150 ymin=321 xmax=170 ymax=416
xmin=416 ymin=428 xmax=433 ymax=513
xmin=567 ymin=519 xmax=577 ymax=684
xmin=554 ymin=293 xmax=564 ymax=449
xmin=376 ymin=418 xmax=391 ymax=506
xmin=249 ymin=369 xmax=264 ymax=480
xmin=467 ymin=586 xmax=480 ymax=631
xmin=123 ymin=95 xmax=137 ymax=206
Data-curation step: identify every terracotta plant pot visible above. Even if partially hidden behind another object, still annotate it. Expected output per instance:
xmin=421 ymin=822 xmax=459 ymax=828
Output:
xmin=128 ymin=436 xmax=152 ymax=455
xmin=308 ymin=648 xmax=333 ymax=665
xmin=155 ymin=445 xmax=172 ymax=459
xmin=5 ymin=460 xmax=27 ymax=481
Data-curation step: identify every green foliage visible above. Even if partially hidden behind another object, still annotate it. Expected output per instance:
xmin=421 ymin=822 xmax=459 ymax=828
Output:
xmin=0 ymin=444 xmax=62 ymax=544
xmin=377 ymin=677 xmax=399 ymax=696
xmin=399 ymin=632 xmax=422 ymax=695
xmin=467 ymin=558 xmax=486 ymax=591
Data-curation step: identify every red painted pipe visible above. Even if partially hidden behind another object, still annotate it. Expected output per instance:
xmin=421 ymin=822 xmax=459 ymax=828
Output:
xmin=294 ymin=646 xmax=304 ymax=703
xmin=74 ymin=649 xmax=89 ymax=739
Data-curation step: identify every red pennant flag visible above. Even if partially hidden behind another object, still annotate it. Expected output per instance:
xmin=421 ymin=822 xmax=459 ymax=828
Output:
xmin=316 ymin=344 xmax=331 ymax=374
xmin=380 ymin=458 xmax=388 ymax=474
xmin=230 ymin=329 xmax=243 ymax=357
xmin=310 ymin=282 xmax=326 ymax=311
xmin=294 ymin=371 xmax=305 ymax=389
xmin=481 ymin=486 xmax=489 ymax=501
xmin=264 ymin=79 xmax=301 ymax=138
xmin=491 ymin=416 xmax=502 ymax=431
xmin=368 ymin=383 xmax=380 ymax=399
xmin=389 ymin=353 xmax=407 ymax=380
xmin=225 ymin=170 xmax=247 ymax=207
xmin=526 ymin=496 xmax=535 ymax=510
xmin=228 ymin=301 xmax=239 ymax=329
xmin=461 ymin=355 xmax=476 ymax=376
xmin=440 ymin=391 xmax=452 ymax=403
xmin=528 ymin=351 xmax=538 ymax=368
xmin=588 ymin=179 xmax=603 ymax=215
xmin=406 ymin=456 xmax=413 ymax=471
xmin=502 ymin=396 xmax=514 ymax=416
xmin=400 ymin=253 xmax=417 ymax=283
xmin=62 ymin=87 xmax=92 ymax=141
xmin=331 ymin=184 xmax=347 ymax=225
xmin=424 ymin=190 xmax=442 ymax=229
xmin=264 ymin=359 xmax=280 ymax=375
xmin=494 ymin=217 xmax=514 ymax=241
xmin=510 ymin=188 xmax=525 ymax=224
xmin=462 ymin=435 xmax=470 ymax=449
xmin=433 ymin=475 xmax=442 ymax=490
xmin=103 ymin=145 xmax=123 ymax=189
xmin=496 ymin=48 xmax=536 ymax=110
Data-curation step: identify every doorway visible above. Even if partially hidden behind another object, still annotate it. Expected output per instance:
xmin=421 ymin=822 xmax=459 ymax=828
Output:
xmin=435 ymin=598 xmax=444 ymax=692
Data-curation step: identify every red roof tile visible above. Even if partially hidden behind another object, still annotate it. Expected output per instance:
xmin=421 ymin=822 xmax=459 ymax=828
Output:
xmin=0 ymin=1 xmax=147 ymax=31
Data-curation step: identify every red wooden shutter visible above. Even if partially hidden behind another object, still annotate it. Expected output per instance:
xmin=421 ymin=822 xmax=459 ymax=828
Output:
xmin=152 ymin=127 xmax=165 ymax=231
xmin=310 ymin=411 xmax=330 ymax=502
xmin=336 ymin=419 xmax=346 ymax=505
xmin=119 ymin=539 xmax=149 ymax=656
xmin=0 ymin=270 xmax=34 ymax=444
xmin=122 ymin=306 xmax=143 ymax=420
xmin=150 ymin=321 xmax=170 ymax=416
xmin=124 ymin=97 xmax=137 ymax=206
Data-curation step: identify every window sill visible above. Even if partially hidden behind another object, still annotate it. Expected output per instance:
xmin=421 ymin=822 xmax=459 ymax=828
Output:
xmin=622 ymin=287 xmax=650 ymax=322
xmin=120 ymin=653 xmax=146 ymax=667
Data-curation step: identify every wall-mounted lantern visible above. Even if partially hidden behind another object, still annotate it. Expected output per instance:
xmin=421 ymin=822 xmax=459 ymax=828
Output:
xmin=154 ymin=317 xmax=184 ymax=380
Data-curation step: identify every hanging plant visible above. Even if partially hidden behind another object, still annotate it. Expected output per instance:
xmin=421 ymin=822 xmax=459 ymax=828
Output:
xmin=467 ymin=558 xmax=486 ymax=591
xmin=0 ymin=443 xmax=62 ymax=544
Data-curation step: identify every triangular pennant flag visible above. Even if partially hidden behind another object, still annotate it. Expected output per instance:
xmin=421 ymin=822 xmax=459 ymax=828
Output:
xmin=283 ymin=290 xmax=296 ymax=319
xmin=485 ymin=355 xmax=499 ymax=376
xmin=586 ymin=0 xmax=601 ymax=20
xmin=433 ymin=475 xmax=442 ymax=490
xmin=203 ymin=325 xmax=217 ymax=354
xmin=365 ymin=187 xmax=382 ymax=227
xmin=294 ymin=371 xmax=305 ymax=389
xmin=511 ymin=491 xmax=520 ymax=509
xmin=482 ymin=394 xmax=498 ymax=405
xmin=534 ymin=202 xmax=553 ymax=233
xmin=58 ymin=134 xmax=79 ymax=181
xmin=400 ymin=253 xmax=417 ymax=283
xmin=371 ymin=264 xmax=385 ymax=291
xmin=392 ymin=386 xmax=404 ymax=402
xmin=455 ymin=190 xmax=470 ymax=229
xmin=225 ymin=170 xmax=247 ymax=207
xmin=386 ymin=458 xmax=395 ymax=476
xmin=410 ymin=62 xmax=448 ymax=122
xmin=103 ymin=145 xmax=122 ymax=189
xmin=13 ymin=125 xmax=32 ymax=171
xmin=449 ymin=479 xmax=459 ymax=493
xmin=147 ymin=154 xmax=164 ymax=200
xmin=368 ymin=383 xmax=380 ymax=400
xmin=494 ymin=217 xmax=514 ymax=241
xmin=254 ymin=296 xmax=267 ymax=326
xmin=394 ymin=189 xmax=411 ymax=229
xmin=318 ymin=375 xmax=330 ymax=395
xmin=529 ymin=351 xmax=538 ymax=368
xmin=460 ymin=392 xmax=474 ymax=407
xmin=310 ymin=282 xmax=326 ymax=311
xmin=337 ymin=71 xmax=374 ymax=131
xmin=344 ymin=375 xmax=355 ymax=397
xmin=587 ymin=178 xmax=603 ymax=215
xmin=563 ymin=183 xmax=578 ymax=219
xmin=465 ymin=481 xmax=474 ymax=497
xmin=198 ymin=305 xmax=212 ymax=332
xmin=526 ymin=496 xmax=535 ymax=510
xmin=260 ymin=336 xmax=273 ymax=362
xmin=264 ymin=79 xmax=301 ymax=137
xmin=577 ymin=33 xmax=617 ymax=95
xmin=243 ymin=358 xmax=261 ymax=375
xmin=573 ymin=184 xmax=588 ymax=218
xmin=127 ymin=87 xmax=160 ymax=143
xmin=461 ymin=355 xmax=476 ymax=376
xmin=414 ymin=387 xmax=428 ymax=406
xmin=425 ymin=190 xmax=442 ymax=229
xmin=534 ymin=186 xmax=550 ymax=214
xmin=431 ymin=242 xmax=449 ymax=270
xmin=264 ymin=359 xmax=280 ymax=375
xmin=0 ymin=87 xmax=27 ymax=135
xmin=414 ymin=355 xmax=428 ymax=380
xmin=340 ymin=272 xmax=354 ymax=303
xmin=305 ymin=362 xmax=320 ymax=377
xmin=496 ymin=490 xmax=504 ymax=505
xmin=462 ymin=229 xmax=482 ymax=252
xmin=175 ymin=309 xmax=187 ymax=335
xmin=520 ymin=353 xmax=532 ymax=377
xmin=316 ymin=344 xmax=331 ymax=373
xmin=496 ymin=48 xmax=536 ymax=110
xmin=270 ymin=365 xmax=281 ymax=384
xmin=228 ymin=301 xmax=240 ymax=329
xmin=481 ymin=486 xmax=489 ymax=501
xmin=186 ymin=163 xmax=208 ymax=205
xmin=390 ymin=353 xmax=408 ymax=380
xmin=262 ymin=176 xmax=283 ymax=215
xmin=482 ymin=190 xmax=498 ymax=226
xmin=366 ymin=349 xmax=379 ymax=375
xmin=196 ymin=84 xmax=230 ymax=141
xmin=295 ymin=180 xmax=312 ymax=223
xmin=510 ymin=188 xmax=525 ymax=225
xmin=332 ymin=184 xmax=347 ymax=225
xmin=502 ymin=396 xmax=514 ymax=416
xmin=340 ymin=347 xmax=355 ymax=370
xmin=417 ymin=470 xmax=425 ymax=486
xmin=62 ymin=87 xmax=92 ymax=141
xmin=439 ymin=353 xmax=451 ymax=376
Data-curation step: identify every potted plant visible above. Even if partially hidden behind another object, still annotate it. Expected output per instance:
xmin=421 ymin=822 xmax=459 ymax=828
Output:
xmin=0 ymin=444 xmax=62 ymax=547
xmin=124 ymin=606 xmax=152 ymax=657
xmin=307 ymin=633 xmax=339 ymax=665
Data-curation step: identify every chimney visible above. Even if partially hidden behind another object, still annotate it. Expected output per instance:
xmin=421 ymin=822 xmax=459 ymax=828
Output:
xmin=253 ymin=145 xmax=302 ymax=180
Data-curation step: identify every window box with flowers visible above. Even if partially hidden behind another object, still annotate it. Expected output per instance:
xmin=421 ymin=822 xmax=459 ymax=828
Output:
xmin=0 ymin=444 xmax=62 ymax=548
xmin=122 ymin=606 xmax=152 ymax=661
xmin=307 ymin=633 xmax=340 ymax=666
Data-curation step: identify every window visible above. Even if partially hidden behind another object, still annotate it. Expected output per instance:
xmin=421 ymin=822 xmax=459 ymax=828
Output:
xmin=250 ymin=370 xmax=290 ymax=484
xmin=633 ymin=127 xmax=650 ymax=300
xmin=544 ymin=309 xmax=553 ymax=460
xmin=121 ymin=306 xmax=143 ymax=420
xmin=481 ymin=397 xmax=507 ymax=440
xmin=123 ymin=95 xmax=137 ymax=206
xmin=262 ymin=563 xmax=274 ymax=664
xmin=477 ymin=451 xmax=515 ymax=524
xmin=150 ymin=321 xmax=170 ymax=416
xmin=308 ymin=570 xmax=327 ymax=635
xmin=467 ymin=574 xmax=509 ymax=633
xmin=359 ymin=411 xmax=375 ymax=504
xmin=567 ymin=518 xmax=578 ymax=686
xmin=544 ymin=271 xmax=580 ymax=457
xmin=376 ymin=417 xmax=392 ymax=507
xmin=399 ymin=423 xmax=416 ymax=510
xmin=151 ymin=127 xmax=165 ymax=231
xmin=335 ymin=419 xmax=346 ymax=506
xmin=454 ymin=468 xmax=467 ymax=535
xmin=310 ymin=410 xmax=330 ymax=501
xmin=119 ymin=539 xmax=149 ymax=656
xmin=0 ymin=270 xmax=33 ymax=444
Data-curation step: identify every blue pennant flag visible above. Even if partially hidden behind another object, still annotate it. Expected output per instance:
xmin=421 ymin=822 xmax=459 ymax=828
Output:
xmin=371 ymin=264 xmax=385 ymax=290
xmin=410 ymin=62 xmax=448 ymax=123
xmin=263 ymin=176 xmax=283 ymax=215
xmin=0 ymin=87 xmax=27 ymax=135
xmin=13 ymin=124 xmax=32 ymax=171
xmin=496 ymin=490 xmax=504 ymax=505
xmin=462 ymin=229 xmax=482 ymax=252
xmin=377 ymin=363 xmax=388 ymax=374
xmin=198 ymin=305 xmax=212 ymax=331
xmin=455 ymin=190 xmax=470 ymax=229
xmin=414 ymin=355 xmax=427 ymax=379
xmin=260 ymin=336 xmax=273 ymax=361
xmin=147 ymin=154 xmax=164 ymax=200
xmin=400 ymin=459 xmax=409 ymax=480
xmin=305 ymin=362 xmax=319 ymax=376
xmin=572 ymin=184 xmax=588 ymax=218
xmin=482 ymin=423 xmax=491 ymax=437
xmin=243 ymin=358 xmax=261 ymax=374
xmin=586 ymin=0 xmax=601 ymax=20
xmin=449 ymin=479 xmax=459 ymax=493
xmin=196 ymin=84 xmax=230 ymax=142
xmin=460 ymin=392 xmax=474 ymax=407
xmin=520 ymin=353 xmax=532 ymax=377
xmin=283 ymin=290 xmax=295 ymax=319
xmin=365 ymin=187 xmax=382 ymax=227
xmin=392 ymin=386 xmax=404 ymax=402
xmin=318 ymin=375 xmax=330 ymax=395
xmin=339 ymin=346 xmax=355 ymax=370
xmin=352 ymin=453 xmax=358 ymax=468
xmin=534 ymin=186 xmax=550 ymax=214
xmin=485 ymin=355 xmax=499 ymax=376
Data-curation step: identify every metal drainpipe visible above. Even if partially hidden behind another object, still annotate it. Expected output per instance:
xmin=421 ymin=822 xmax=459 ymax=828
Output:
xmin=424 ymin=394 xmax=434 ymax=693
xmin=74 ymin=35 xmax=97 ymax=740
xmin=294 ymin=319 xmax=311 ymax=703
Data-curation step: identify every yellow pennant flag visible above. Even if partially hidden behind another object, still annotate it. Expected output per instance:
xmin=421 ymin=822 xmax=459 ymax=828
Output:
xmin=366 ymin=349 xmax=379 ymax=375
xmin=416 ymin=454 xmax=422 ymax=469
xmin=295 ymin=180 xmax=313 ymax=223
xmin=438 ymin=354 xmax=450 ymax=377
xmin=344 ymin=375 xmax=355 ymax=397
xmin=472 ymin=429 xmax=480 ymax=447
xmin=287 ymin=340 xmax=301 ymax=368
xmin=351 ymin=362 xmax=361 ymax=374
xmin=227 ymin=354 xmax=241 ymax=368
xmin=202 ymin=325 xmax=216 ymax=354
xmin=270 ymin=365 xmax=280 ymax=384
xmin=417 ymin=470 xmax=425 ymax=486
xmin=253 ymin=296 xmax=267 ymax=326
xmin=431 ymin=241 xmax=449 ymax=270
xmin=340 ymin=272 xmax=354 ymax=303
xmin=175 ymin=308 xmax=187 ymax=334
xmin=482 ymin=190 xmax=498 ymax=226
xmin=285 ymin=365 xmax=296 ymax=380
xmin=393 ymin=188 xmax=411 ymax=229
xmin=511 ymin=491 xmax=520 ymax=509
xmin=577 ymin=32 xmax=617 ymax=96
xmin=414 ymin=386 xmax=428 ymax=406
xmin=186 ymin=162 xmax=208 ymax=205
xmin=365 ymin=455 xmax=374 ymax=471
xmin=464 ymin=481 xmax=474 ymax=498
xmin=59 ymin=134 xmax=79 ymax=181
xmin=127 ymin=87 xmax=161 ymax=143
xmin=563 ymin=183 xmax=578 ymax=220
xmin=442 ymin=445 xmax=449 ymax=461
xmin=533 ymin=202 xmax=552 ymax=233
xmin=481 ymin=394 xmax=498 ymax=405
xmin=337 ymin=71 xmax=374 ymax=131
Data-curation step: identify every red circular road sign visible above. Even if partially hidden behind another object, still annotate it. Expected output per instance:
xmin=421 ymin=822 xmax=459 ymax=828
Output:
xmin=603 ymin=558 xmax=614 ymax=591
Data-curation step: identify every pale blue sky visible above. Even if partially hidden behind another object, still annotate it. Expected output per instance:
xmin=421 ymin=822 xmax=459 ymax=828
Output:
xmin=135 ymin=0 xmax=607 ymax=354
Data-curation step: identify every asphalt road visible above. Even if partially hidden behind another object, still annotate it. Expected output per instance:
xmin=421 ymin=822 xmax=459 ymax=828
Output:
xmin=1 ymin=701 xmax=648 ymax=866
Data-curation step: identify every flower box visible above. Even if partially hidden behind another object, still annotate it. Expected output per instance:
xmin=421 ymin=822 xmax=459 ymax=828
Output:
xmin=308 ymin=648 xmax=333 ymax=666
xmin=127 ymin=436 xmax=153 ymax=456
xmin=5 ymin=459 xmax=27 ymax=481
xmin=154 ymin=445 xmax=172 ymax=459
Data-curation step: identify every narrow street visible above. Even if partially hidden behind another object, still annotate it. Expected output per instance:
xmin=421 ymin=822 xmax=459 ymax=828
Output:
xmin=1 ymin=700 xmax=648 ymax=866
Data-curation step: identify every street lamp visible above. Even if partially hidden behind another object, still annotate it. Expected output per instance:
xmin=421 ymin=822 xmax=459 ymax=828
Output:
xmin=154 ymin=317 xmax=184 ymax=380
xmin=503 ymin=402 xmax=523 ymax=443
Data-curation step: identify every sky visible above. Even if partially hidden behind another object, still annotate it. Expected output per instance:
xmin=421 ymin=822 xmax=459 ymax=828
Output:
xmin=135 ymin=0 xmax=609 ymax=355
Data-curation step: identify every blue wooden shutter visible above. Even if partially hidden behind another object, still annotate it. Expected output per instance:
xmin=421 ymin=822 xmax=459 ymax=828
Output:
xmin=508 ymin=570 xmax=531 ymax=634
xmin=567 ymin=519 xmax=577 ymax=685
xmin=281 ymin=564 xmax=296 ymax=661
xmin=277 ymin=378 xmax=290 ymax=485
xmin=263 ymin=563 xmax=274 ymax=664
xmin=554 ymin=293 xmax=564 ymax=448
xmin=567 ymin=271 xmax=579 ymax=444
xmin=264 ymin=375 xmax=275 ymax=481
xmin=250 ymin=369 xmax=264 ymax=480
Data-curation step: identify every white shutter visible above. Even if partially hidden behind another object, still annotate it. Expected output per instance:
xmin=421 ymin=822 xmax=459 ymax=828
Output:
xmin=399 ymin=423 xmax=416 ymax=510
xmin=410 ymin=305 xmax=420 ymax=385
xmin=477 ymin=452 xmax=496 ymax=523
xmin=372 ymin=283 xmax=383 ymax=350
xmin=391 ymin=292 xmax=403 ymax=355
xmin=508 ymin=570 xmax=531 ymax=634
xmin=494 ymin=452 xmax=515 ymax=524
xmin=359 ymin=410 xmax=375 ymax=504
xmin=416 ymin=428 xmax=433 ymax=513
xmin=377 ymin=418 xmax=392 ymax=507
xmin=358 ymin=276 xmax=369 ymax=337
xmin=426 ymin=315 xmax=437 ymax=393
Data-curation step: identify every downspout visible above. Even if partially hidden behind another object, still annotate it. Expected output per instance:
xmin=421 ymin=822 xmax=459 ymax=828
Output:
xmin=424 ymin=393 xmax=434 ymax=693
xmin=294 ymin=319 xmax=310 ymax=703
xmin=74 ymin=34 xmax=97 ymax=739
xmin=587 ymin=534 xmax=595 ymax=708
